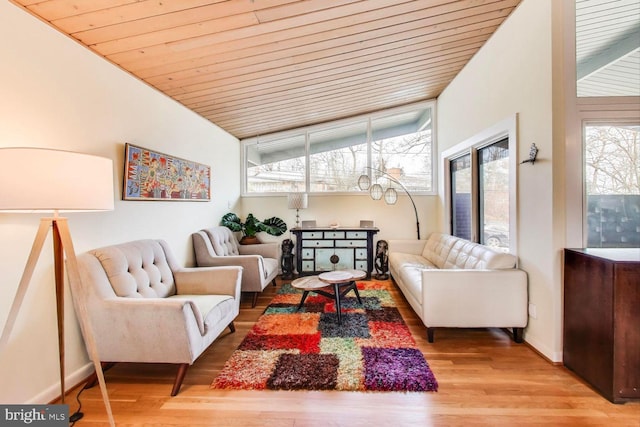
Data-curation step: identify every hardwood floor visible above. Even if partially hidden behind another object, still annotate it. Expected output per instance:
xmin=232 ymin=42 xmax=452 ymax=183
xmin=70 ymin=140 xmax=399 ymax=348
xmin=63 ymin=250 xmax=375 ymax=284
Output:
xmin=63 ymin=278 xmax=640 ymax=426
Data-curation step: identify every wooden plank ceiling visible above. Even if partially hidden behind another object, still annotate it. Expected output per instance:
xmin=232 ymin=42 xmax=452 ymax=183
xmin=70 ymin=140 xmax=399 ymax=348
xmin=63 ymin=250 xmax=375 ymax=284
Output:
xmin=13 ymin=0 xmax=522 ymax=139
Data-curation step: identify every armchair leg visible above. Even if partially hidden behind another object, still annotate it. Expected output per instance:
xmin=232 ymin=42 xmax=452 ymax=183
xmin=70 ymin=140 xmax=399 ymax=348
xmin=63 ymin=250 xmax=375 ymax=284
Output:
xmin=251 ymin=292 xmax=259 ymax=308
xmin=171 ymin=364 xmax=189 ymax=396
xmin=427 ymin=327 xmax=435 ymax=343
xmin=85 ymin=362 xmax=116 ymax=389
xmin=513 ymin=327 xmax=524 ymax=343
xmin=228 ymin=321 xmax=235 ymax=333
xmin=272 ymin=278 xmax=277 ymax=287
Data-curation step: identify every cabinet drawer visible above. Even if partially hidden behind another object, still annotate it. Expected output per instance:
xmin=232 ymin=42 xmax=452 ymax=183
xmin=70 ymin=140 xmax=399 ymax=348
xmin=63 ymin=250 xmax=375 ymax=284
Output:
xmin=347 ymin=231 xmax=367 ymax=239
xmin=336 ymin=240 xmax=367 ymax=248
xmin=302 ymin=240 xmax=334 ymax=248
xmin=302 ymin=248 xmax=314 ymax=259
xmin=301 ymin=260 xmax=315 ymax=271
xmin=324 ymin=231 xmax=345 ymax=239
xmin=302 ymin=231 xmax=323 ymax=239
xmin=355 ymin=248 xmax=367 ymax=259
xmin=355 ymin=260 xmax=368 ymax=271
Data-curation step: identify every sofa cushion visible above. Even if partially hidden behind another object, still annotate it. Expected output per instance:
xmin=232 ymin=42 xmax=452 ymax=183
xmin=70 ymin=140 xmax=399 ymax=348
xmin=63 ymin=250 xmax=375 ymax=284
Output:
xmin=204 ymin=227 xmax=240 ymax=256
xmin=442 ymin=239 xmax=516 ymax=269
xmin=421 ymin=233 xmax=457 ymax=269
xmin=263 ymin=257 xmax=279 ymax=278
xmin=389 ymin=252 xmax=437 ymax=272
xmin=421 ymin=232 xmax=517 ymax=270
xmin=90 ymin=240 xmax=176 ymax=298
xmin=169 ymin=294 xmax=234 ymax=335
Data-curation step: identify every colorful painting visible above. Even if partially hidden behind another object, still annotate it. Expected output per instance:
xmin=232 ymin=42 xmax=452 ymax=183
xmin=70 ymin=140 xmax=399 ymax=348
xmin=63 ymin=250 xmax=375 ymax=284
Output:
xmin=123 ymin=143 xmax=210 ymax=201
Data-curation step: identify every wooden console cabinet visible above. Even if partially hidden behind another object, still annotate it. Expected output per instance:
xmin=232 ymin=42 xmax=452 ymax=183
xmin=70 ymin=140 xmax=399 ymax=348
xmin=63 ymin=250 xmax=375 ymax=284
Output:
xmin=291 ymin=227 xmax=379 ymax=279
xmin=563 ymin=248 xmax=640 ymax=403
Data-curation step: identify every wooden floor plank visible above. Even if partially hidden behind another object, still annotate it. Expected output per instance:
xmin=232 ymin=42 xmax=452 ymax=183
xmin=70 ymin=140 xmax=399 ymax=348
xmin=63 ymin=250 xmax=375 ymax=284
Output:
xmin=58 ymin=277 xmax=640 ymax=426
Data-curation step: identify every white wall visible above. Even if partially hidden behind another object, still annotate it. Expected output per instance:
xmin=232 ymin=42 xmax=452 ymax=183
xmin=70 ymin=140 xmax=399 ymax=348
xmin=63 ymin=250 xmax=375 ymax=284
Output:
xmin=242 ymin=194 xmax=438 ymax=244
xmin=0 ymin=2 xmax=240 ymax=403
xmin=437 ymin=0 xmax=565 ymax=361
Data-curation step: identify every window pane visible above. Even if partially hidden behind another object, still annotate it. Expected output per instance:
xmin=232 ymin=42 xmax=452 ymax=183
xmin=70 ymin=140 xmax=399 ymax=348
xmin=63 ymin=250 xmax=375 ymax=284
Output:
xmin=371 ymin=108 xmax=433 ymax=192
xmin=245 ymin=134 xmax=306 ymax=193
xmin=575 ymin=0 xmax=640 ymax=97
xmin=309 ymin=122 xmax=367 ymax=192
xmin=451 ymin=154 xmax=471 ymax=240
xmin=585 ymin=124 xmax=640 ymax=247
xmin=479 ymin=139 xmax=510 ymax=250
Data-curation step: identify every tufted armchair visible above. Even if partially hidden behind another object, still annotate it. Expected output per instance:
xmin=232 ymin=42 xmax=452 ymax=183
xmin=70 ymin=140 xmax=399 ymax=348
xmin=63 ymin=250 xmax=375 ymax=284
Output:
xmin=71 ymin=239 xmax=242 ymax=396
xmin=192 ymin=226 xmax=279 ymax=307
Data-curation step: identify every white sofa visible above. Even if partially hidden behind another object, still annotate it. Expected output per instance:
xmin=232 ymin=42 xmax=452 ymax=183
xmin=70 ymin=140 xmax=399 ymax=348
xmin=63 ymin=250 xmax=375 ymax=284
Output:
xmin=73 ymin=239 xmax=242 ymax=395
xmin=388 ymin=233 xmax=528 ymax=343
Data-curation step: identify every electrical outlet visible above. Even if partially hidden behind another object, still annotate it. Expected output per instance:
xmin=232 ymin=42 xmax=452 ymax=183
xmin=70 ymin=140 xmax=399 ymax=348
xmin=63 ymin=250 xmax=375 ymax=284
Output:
xmin=528 ymin=303 xmax=537 ymax=319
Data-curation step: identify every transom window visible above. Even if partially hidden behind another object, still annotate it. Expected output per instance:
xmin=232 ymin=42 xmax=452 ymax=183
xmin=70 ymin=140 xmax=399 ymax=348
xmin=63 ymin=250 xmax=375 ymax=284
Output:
xmin=242 ymin=102 xmax=435 ymax=195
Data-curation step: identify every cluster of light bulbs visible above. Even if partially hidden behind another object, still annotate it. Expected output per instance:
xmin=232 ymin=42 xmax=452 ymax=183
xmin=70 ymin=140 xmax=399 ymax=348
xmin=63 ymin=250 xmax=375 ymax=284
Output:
xmin=357 ymin=173 xmax=398 ymax=205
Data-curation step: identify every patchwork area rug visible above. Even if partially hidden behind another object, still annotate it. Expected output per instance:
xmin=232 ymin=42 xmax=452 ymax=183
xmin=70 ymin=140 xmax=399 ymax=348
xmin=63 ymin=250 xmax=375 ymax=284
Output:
xmin=211 ymin=280 xmax=438 ymax=392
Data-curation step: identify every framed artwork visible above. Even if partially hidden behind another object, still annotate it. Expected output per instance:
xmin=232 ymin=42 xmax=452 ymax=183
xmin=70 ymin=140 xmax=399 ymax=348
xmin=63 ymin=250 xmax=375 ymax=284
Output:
xmin=123 ymin=143 xmax=210 ymax=201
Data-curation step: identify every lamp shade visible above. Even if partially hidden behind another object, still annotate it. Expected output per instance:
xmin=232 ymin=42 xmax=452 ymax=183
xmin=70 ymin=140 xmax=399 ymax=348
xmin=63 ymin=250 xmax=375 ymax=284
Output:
xmin=369 ymin=183 xmax=383 ymax=200
xmin=287 ymin=192 xmax=308 ymax=210
xmin=0 ymin=147 xmax=114 ymax=212
xmin=384 ymin=187 xmax=398 ymax=205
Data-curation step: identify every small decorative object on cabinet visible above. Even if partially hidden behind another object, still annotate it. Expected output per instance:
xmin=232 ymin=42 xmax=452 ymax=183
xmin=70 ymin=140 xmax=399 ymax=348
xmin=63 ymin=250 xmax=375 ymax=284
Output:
xmin=291 ymin=226 xmax=379 ymax=279
xmin=563 ymin=248 xmax=639 ymax=403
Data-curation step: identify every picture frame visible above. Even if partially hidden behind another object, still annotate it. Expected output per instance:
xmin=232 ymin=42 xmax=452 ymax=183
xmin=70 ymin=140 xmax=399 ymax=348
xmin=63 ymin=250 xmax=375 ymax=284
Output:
xmin=123 ymin=143 xmax=210 ymax=201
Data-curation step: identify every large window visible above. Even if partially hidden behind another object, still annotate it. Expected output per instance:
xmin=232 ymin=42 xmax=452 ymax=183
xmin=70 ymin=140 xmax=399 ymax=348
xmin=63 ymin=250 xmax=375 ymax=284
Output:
xmin=442 ymin=116 xmax=517 ymax=253
xmin=584 ymin=123 xmax=640 ymax=247
xmin=242 ymin=102 xmax=435 ymax=195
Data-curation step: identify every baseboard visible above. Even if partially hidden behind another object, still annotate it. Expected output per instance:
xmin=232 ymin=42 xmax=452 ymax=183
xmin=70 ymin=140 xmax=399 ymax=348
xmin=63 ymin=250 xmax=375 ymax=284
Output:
xmin=28 ymin=362 xmax=94 ymax=405
xmin=523 ymin=334 xmax=563 ymax=364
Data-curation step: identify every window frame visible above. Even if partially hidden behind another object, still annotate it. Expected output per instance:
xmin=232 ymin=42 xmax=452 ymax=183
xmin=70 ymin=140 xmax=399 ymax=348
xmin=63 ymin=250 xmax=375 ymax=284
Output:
xmin=241 ymin=100 xmax=437 ymax=197
xmin=441 ymin=114 xmax=518 ymax=254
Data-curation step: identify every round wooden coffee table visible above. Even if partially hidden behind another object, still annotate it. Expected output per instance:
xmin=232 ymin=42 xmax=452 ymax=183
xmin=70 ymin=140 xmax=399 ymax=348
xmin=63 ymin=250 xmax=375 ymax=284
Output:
xmin=291 ymin=269 xmax=366 ymax=324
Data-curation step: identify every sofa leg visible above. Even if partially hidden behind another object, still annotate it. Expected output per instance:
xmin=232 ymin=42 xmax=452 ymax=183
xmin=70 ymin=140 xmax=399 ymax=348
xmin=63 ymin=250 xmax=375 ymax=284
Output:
xmin=272 ymin=278 xmax=277 ymax=287
xmin=251 ymin=292 xmax=259 ymax=308
xmin=427 ymin=327 xmax=435 ymax=343
xmin=228 ymin=321 xmax=236 ymax=333
xmin=171 ymin=364 xmax=189 ymax=396
xmin=85 ymin=362 xmax=116 ymax=389
xmin=513 ymin=327 xmax=524 ymax=343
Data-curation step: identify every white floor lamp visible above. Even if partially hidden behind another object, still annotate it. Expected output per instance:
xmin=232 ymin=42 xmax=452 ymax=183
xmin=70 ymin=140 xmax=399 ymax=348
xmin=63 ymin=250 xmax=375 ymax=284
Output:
xmin=0 ymin=148 xmax=115 ymax=426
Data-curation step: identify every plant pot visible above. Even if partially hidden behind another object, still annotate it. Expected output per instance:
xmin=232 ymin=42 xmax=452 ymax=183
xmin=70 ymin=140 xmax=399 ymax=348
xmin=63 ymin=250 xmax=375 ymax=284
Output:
xmin=239 ymin=235 xmax=261 ymax=245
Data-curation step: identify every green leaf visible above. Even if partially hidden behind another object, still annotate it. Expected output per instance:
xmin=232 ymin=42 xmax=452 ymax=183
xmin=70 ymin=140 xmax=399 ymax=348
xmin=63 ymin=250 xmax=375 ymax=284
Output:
xmin=262 ymin=216 xmax=288 ymax=236
xmin=221 ymin=212 xmax=243 ymax=233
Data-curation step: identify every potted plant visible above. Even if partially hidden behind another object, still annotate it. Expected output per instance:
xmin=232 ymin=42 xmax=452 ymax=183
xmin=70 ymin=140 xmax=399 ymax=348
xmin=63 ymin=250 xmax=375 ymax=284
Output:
xmin=220 ymin=212 xmax=287 ymax=244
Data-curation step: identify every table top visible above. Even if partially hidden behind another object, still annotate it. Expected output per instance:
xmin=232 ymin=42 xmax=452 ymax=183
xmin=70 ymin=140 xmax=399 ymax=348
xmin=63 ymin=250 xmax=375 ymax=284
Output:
xmin=319 ymin=269 xmax=366 ymax=283
xmin=291 ymin=276 xmax=329 ymax=290
xmin=291 ymin=270 xmax=367 ymax=290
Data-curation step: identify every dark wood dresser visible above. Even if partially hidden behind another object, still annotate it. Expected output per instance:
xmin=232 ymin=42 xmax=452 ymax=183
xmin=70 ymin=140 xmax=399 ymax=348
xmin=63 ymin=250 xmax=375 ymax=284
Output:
xmin=290 ymin=227 xmax=379 ymax=279
xmin=563 ymin=248 xmax=640 ymax=403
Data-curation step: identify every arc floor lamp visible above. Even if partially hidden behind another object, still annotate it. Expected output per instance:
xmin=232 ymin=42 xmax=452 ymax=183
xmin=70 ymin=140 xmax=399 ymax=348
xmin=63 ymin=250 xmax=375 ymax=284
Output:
xmin=357 ymin=167 xmax=420 ymax=239
xmin=0 ymin=147 xmax=115 ymax=426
